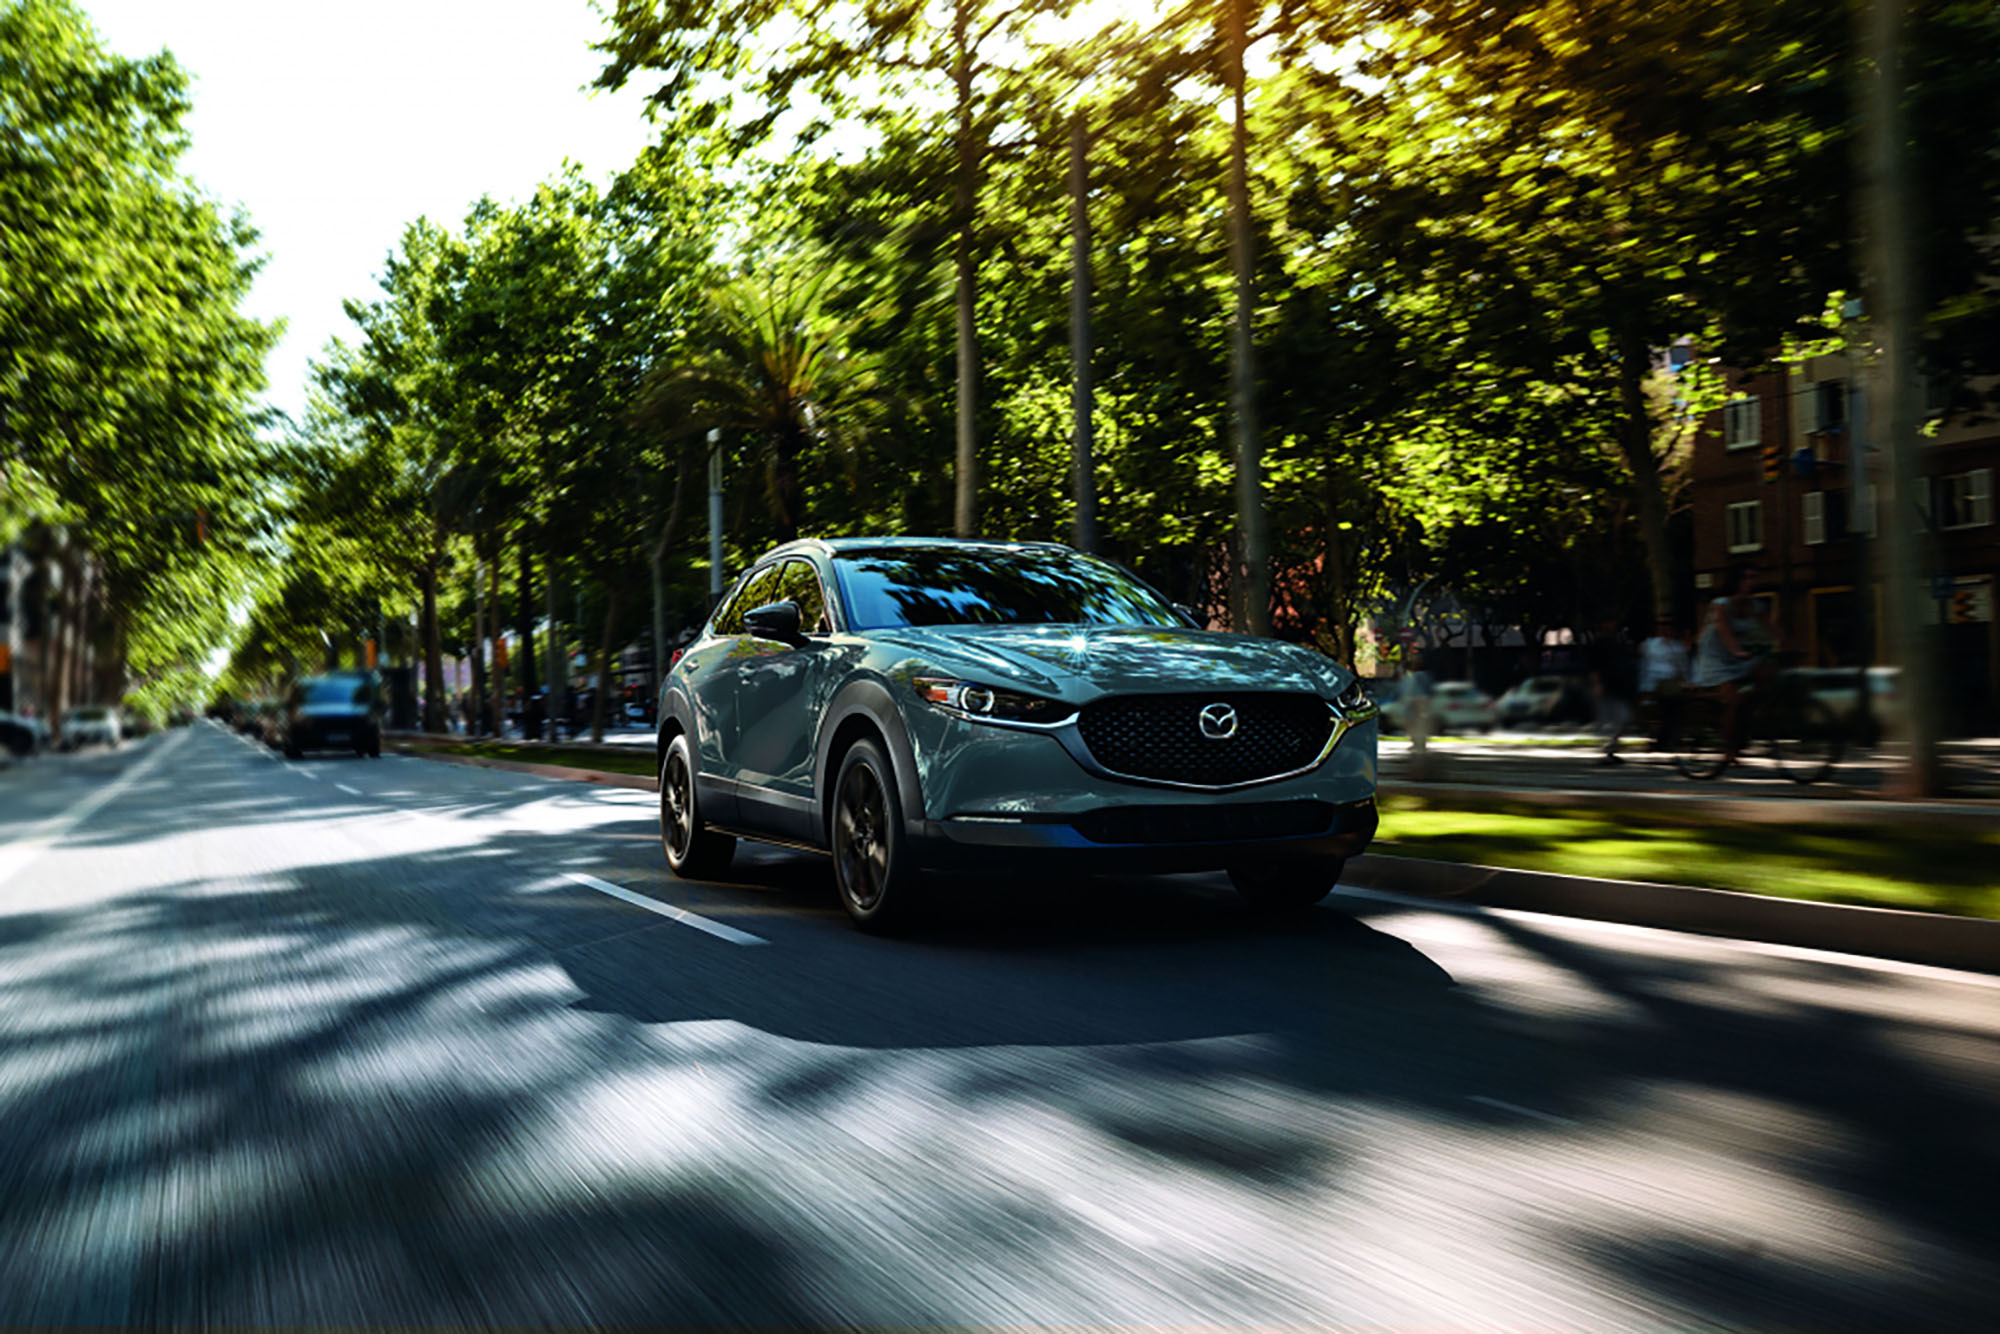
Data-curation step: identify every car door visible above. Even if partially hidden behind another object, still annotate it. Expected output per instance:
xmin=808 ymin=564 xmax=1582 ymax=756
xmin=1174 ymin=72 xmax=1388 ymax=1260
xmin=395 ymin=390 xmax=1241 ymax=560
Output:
xmin=681 ymin=565 xmax=782 ymax=823
xmin=729 ymin=558 xmax=833 ymax=839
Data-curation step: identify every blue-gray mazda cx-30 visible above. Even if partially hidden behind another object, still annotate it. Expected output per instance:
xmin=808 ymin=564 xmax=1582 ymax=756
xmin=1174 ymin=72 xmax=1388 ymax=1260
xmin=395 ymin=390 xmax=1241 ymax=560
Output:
xmin=656 ymin=537 xmax=1379 ymax=929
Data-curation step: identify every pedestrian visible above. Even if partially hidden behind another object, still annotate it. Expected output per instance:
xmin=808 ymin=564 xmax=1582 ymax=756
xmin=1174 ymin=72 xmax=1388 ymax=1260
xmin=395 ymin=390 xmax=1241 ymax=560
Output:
xmin=1692 ymin=563 xmax=1777 ymax=768
xmin=1586 ymin=618 xmax=1637 ymax=765
xmin=1400 ymin=649 xmax=1436 ymax=780
xmin=1638 ymin=615 xmax=1691 ymax=752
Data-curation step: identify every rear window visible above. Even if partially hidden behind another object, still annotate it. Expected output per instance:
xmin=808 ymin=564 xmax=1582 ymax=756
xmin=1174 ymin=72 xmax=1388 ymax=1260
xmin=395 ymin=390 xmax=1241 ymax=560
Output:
xmin=298 ymin=678 xmax=372 ymax=706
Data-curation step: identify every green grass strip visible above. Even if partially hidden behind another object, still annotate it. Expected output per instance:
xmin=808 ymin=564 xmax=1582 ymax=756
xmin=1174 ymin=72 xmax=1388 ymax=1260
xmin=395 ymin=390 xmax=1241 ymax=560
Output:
xmin=1376 ymin=794 xmax=2000 ymax=919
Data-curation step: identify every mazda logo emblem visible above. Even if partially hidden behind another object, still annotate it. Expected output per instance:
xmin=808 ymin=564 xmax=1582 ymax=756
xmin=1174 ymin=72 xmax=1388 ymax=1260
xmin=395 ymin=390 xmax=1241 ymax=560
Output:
xmin=1198 ymin=702 xmax=1239 ymax=740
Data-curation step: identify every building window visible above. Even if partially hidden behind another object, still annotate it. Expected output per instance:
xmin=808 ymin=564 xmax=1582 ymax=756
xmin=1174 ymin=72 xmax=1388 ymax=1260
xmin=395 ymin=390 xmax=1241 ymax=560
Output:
xmin=1803 ymin=491 xmax=1826 ymax=546
xmin=1936 ymin=469 xmax=1993 ymax=530
xmin=1727 ymin=500 xmax=1764 ymax=553
xmin=1809 ymin=379 xmax=1847 ymax=434
xmin=1722 ymin=396 xmax=1760 ymax=449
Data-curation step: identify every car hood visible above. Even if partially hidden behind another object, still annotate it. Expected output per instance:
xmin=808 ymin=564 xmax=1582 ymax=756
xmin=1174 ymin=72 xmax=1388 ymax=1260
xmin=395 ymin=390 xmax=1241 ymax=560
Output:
xmin=868 ymin=623 xmax=1346 ymax=700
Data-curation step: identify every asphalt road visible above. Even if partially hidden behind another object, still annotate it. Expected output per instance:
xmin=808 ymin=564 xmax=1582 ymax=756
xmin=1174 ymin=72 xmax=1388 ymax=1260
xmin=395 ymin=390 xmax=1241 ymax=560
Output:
xmin=0 ymin=722 xmax=1994 ymax=1326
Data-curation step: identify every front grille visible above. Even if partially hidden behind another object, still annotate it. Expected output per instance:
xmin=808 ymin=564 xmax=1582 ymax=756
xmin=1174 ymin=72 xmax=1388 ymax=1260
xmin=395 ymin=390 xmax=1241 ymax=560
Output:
xmin=1076 ymin=692 xmax=1335 ymax=786
xmin=1073 ymin=800 xmax=1336 ymax=845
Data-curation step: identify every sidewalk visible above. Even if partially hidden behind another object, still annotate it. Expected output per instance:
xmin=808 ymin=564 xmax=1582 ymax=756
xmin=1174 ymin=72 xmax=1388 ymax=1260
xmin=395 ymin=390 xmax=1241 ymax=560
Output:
xmin=1381 ymin=733 xmax=2000 ymax=805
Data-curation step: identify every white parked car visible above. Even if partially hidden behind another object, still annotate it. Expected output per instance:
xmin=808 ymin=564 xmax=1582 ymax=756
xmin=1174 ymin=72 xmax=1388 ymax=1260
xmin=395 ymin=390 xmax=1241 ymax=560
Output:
xmin=59 ymin=706 xmax=122 ymax=751
xmin=1496 ymin=675 xmax=1586 ymax=727
xmin=1379 ymin=680 xmax=1498 ymax=734
xmin=1790 ymin=667 xmax=1904 ymax=744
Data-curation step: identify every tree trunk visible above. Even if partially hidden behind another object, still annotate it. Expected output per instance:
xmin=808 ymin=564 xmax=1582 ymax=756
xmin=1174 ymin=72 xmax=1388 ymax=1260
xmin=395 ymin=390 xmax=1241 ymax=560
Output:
xmin=1861 ymin=0 xmax=1942 ymax=795
xmin=1612 ymin=329 xmax=1676 ymax=627
xmin=591 ymin=582 xmax=620 ymax=744
xmin=951 ymin=2 xmax=980 ymax=538
xmin=1321 ymin=467 xmax=1353 ymax=664
xmin=488 ymin=555 xmax=505 ymax=740
xmin=469 ymin=551 xmax=487 ymax=736
xmin=1070 ymin=112 xmax=1097 ymax=553
xmin=650 ymin=439 xmax=692 ymax=704
xmin=515 ymin=539 xmax=538 ymax=702
xmin=545 ymin=545 xmax=563 ymax=742
xmin=1226 ymin=0 xmax=1270 ymax=636
xmin=772 ymin=424 xmax=804 ymax=543
xmin=421 ymin=556 xmax=446 ymax=733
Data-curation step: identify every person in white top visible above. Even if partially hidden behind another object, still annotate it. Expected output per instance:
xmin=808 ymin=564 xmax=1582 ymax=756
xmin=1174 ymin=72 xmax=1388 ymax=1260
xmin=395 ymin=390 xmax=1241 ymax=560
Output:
xmin=1638 ymin=615 xmax=1691 ymax=751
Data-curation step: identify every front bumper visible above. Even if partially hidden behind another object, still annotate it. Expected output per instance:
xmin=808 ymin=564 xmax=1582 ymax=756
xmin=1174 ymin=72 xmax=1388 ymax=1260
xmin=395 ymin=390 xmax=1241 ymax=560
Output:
xmin=909 ymin=796 xmax=1377 ymax=874
xmin=899 ymin=705 xmax=1379 ymax=873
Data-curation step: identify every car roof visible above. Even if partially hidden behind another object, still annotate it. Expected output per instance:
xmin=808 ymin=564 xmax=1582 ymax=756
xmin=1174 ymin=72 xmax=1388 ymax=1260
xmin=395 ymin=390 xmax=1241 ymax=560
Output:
xmin=755 ymin=536 xmax=1076 ymax=564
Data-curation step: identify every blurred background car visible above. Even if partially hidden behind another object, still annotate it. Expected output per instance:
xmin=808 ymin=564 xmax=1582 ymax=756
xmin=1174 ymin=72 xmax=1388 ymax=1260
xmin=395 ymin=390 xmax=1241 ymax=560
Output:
xmin=0 ymin=710 xmax=46 ymax=758
xmin=1378 ymin=680 xmax=1497 ymax=734
xmin=1496 ymin=674 xmax=1588 ymax=728
xmin=1791 ymin=666 xmax=1905 ymax=746
xmin=277 ymin=672 xmax=385 ymax=759
xmin=58 ymin=706 xmax=122 ymax=750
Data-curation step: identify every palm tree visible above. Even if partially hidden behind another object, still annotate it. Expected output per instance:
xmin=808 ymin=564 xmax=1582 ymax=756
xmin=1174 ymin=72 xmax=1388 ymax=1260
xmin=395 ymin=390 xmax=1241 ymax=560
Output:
xmin=635 ymin=267 xmax=879 ymax=545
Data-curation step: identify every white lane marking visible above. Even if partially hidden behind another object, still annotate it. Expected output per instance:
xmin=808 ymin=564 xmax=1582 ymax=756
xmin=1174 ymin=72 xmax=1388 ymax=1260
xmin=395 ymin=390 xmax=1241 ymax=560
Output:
xmin=1325 ymin=884 xmax=2000 ymax=991
xmin=1466 ymin=1095 xmax=1577 ymax=1127
xmin=0 ymin=729 xmax=188 ymax=891
xmin=335 ymin=783 xmax=363 ymax=796
xmin=559 ymin=871 xmax=766 ymax=946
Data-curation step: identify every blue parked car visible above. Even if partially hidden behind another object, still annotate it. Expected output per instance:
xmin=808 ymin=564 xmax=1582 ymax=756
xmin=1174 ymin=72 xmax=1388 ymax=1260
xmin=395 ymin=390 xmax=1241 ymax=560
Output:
xmin=657 ymin=538 xmax=1378 ymax=929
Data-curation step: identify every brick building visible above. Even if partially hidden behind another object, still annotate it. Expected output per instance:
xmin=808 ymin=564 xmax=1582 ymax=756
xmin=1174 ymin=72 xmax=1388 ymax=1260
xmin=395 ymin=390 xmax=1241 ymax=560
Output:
xmin=1687 ymin=356 xmax=1999 ymax=732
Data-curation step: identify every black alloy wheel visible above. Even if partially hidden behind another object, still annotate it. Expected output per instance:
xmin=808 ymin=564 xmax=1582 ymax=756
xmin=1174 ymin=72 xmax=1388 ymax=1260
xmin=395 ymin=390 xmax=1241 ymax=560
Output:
xmin=1228 ymin=859 xmax=1344 ymax=912
xmin=832 ymin=738 xmax=919 ymax=931
xmin=659 ymin=732 xmax=734 ymax=879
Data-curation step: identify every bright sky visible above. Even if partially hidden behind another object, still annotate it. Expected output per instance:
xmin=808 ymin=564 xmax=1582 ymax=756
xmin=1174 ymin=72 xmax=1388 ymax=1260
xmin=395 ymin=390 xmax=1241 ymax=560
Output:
xmin=82 ymin=0 xmax=660 ymax=426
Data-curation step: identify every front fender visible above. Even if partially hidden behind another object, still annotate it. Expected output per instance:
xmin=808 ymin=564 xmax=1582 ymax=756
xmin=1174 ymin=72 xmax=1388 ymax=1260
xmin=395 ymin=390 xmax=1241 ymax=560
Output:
xmin=814 ymin=677 xmax=927 ymax=842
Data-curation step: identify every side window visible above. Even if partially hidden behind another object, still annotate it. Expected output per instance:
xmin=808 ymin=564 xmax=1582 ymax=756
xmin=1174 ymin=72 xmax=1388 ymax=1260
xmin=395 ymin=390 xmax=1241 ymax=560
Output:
xmin=773 ymin=559 xmax=830 ymax=633
xmin=712 ymin=566 xmax=780 ymax=637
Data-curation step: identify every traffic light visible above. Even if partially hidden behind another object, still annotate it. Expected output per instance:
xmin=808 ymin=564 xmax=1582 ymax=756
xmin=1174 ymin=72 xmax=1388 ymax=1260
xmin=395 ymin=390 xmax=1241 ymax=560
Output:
xmin=1762 ymin=442 xmax=1784 ymax=482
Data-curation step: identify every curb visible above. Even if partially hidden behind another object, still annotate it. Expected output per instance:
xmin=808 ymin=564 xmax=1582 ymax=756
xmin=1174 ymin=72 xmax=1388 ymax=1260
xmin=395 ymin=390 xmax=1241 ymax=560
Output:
xmin=1342 ymin=852 xmax=2000 ymax=975
xmin=392 ymin=746 xmax=1997 ymax=976
xmin=393 ymin=745 xmax=656 ymax=792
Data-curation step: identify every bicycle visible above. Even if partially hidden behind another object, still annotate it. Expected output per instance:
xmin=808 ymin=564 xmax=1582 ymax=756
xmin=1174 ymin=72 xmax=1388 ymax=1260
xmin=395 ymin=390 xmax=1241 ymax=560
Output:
xmin=1675 ymin=658 xmax=1846 ymax=784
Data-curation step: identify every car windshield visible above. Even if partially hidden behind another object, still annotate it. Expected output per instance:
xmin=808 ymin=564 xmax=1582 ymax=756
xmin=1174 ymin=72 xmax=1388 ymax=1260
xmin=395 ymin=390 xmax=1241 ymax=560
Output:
xmin=300 ymin=678 xmax=370 ymax=706
xmin=834 ymin=548 xmax=1182 ymax=630
xmin=68 ymin=708 xmax=108 ymax=722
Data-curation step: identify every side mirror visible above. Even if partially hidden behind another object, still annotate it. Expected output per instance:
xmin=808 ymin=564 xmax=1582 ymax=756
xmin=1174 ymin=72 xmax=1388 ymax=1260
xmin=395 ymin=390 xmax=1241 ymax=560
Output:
xmin=743 ymin=599 xmax=806 ymax=646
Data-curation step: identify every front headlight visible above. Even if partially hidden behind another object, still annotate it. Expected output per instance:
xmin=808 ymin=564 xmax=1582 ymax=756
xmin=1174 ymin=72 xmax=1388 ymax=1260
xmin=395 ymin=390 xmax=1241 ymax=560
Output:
xmin=914 ymin=677 xmax=1075 ymax=725
xmin=1332 ymin=678 xmax=1377 ymax=719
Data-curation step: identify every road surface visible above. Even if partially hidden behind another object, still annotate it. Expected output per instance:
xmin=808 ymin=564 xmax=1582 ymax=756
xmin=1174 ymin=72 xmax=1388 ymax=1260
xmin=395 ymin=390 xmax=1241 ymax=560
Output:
xmin=0 ymin=722 xmax=1993 ymax=1325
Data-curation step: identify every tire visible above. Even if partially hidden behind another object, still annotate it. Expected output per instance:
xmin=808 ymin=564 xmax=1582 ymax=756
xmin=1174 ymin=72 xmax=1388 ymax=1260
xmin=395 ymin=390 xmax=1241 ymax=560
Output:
xmin=659 ymin=732 xmax=734 ymax=879
xmin=831 ymin=738 xmax=922 ymax=931
xmin=1776 ymin=698 xmax=1843 ymax=786
xmin=1229 ymin=859 xmax=1345 ymax=912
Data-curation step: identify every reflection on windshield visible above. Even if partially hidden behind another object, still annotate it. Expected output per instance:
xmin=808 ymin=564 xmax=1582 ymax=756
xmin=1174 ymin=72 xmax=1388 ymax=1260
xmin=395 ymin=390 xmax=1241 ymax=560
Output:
xmin=834 ymin=549 xmax=1182 ymax=630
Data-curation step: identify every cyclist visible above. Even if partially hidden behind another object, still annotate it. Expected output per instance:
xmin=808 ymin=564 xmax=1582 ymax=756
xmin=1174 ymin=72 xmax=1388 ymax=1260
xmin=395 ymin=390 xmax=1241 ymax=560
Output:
xmin=1692 ymin=563 xmax=1777 ymax=768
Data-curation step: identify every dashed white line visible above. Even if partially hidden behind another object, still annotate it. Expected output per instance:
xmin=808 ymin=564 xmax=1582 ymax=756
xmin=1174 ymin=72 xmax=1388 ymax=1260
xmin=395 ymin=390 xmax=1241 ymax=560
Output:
xmin=560 ymin=871 xmax=766 ymax=946
xmin=1466 ymin=1095 xmax=1577 ymax=1126
xmin=335 ymin=783 xmax=362 ymax=796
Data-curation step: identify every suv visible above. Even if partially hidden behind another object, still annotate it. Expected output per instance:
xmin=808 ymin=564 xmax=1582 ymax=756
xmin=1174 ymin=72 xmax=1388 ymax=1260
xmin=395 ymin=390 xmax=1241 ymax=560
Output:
xmin=657 ymin=538 xmax=1379 ymax=929
xmin=278 ymin=672 xmax=385 ymax=759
